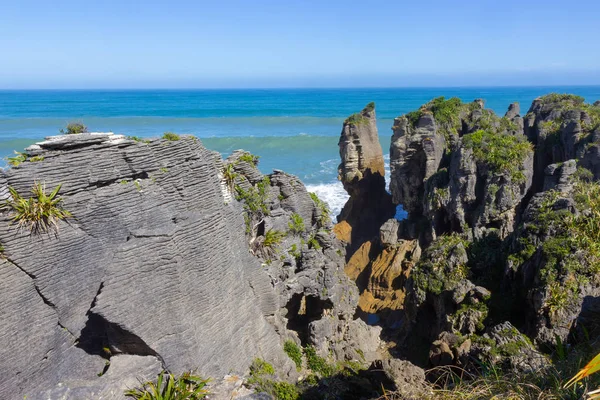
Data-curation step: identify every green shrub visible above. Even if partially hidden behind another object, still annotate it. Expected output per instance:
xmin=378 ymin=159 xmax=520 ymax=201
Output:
xmin=309 ymin=192 xmax=330 ymax=228
xmin=462 ymin=129 xmax=532 ymax=182
xmin=271 ymin=382 xmax=299 ymax=400
xmin=249 ymin=358 xmax=275 ymax=378
xmin=283 ymin=340 xmax=303 ymax=370
xmin=2 ymin=182 xmax=72 ymax=235
xmin=29 ymin=155 xmax=44 ymax=162
xmin=344 ymin=113 xmax=368 ymax=126
xmin=238 ymin=152 xmax=260 ymax=166
xmin=264 ymin=230 xmax=285 ymax=248
xmin=222 ymin=164 xmax=237 ymax=192
xmin=61 ymin=122 xmax=88 ymax=135
xmin=304 ymin=345 xmax=334 ymax=377
xmin=539 ymin=93 xmax=585 ymax=106
xmin=7 ymin=151 xmax=27 ymax=167
xmin=307 ymin=235 xmax=321 ymax=250
xmin=235 ymin=177 xmax=271 ymax=216
xmin=289 ymin=244 xmax=301 ymax=261
xmin=162 ymin=132 xmax=180 ymax=141
xmin=288 ymin=213 xmax=305 ymax=234
xmin=124 ymin=370 xmax=209 ymax=400
xmin=246 ymin=358 xmax=298 ymax=399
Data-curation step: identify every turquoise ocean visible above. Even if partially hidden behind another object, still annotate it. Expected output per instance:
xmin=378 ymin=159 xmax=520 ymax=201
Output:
xmin=1 ymin=87 xmax=599 ymax=215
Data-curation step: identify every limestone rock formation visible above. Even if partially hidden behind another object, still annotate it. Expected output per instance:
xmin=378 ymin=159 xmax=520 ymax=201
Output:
xmin=0 ymin=134 xmax=291 ymax=399
xmin=337 ymin=102 xmax=395 ymax=250
xmin=223 ymin=151 xmax=381 ymax=365
xmin=390 ymin=97 xmax=534 ymax=241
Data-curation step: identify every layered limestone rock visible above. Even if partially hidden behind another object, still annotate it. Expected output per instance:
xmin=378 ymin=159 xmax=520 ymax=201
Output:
xmin=524 ymin=94 xmax=600 ymax=187
xmin=0 ymin=134 xmax=291 ymax=399
xmin=336 ymin=103 xmax=395 ymax=249
xmin=223 ymin=151 xmax=382 ymax=365
xmin=390 ymin=98 xmax=534 ymax=241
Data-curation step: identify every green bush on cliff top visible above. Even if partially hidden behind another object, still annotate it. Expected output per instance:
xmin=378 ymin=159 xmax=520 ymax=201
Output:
xmin=61 ymin=122 xmax=88 ymax=135
xmin=462 ymin=129 xmax=532 ymax=182
xmin=162 ymin=132 xmax=180 ymax=141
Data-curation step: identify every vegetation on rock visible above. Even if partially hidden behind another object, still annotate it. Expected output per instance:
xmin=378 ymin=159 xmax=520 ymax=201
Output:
xmin=7 ymin=150 xmax=27 ymax=167
xmin=124 ymin=371 xmax=209 ymax=400
xmin=2 ymin=182 xmax=72 ymax=235
xmin=288 ymin=213 xmax=305 ymax=234
xmin=235 ymin=176 xmax=271 ymax=233
xmin=462 ymin=129 xmax=532 ymax=182
xmin=412 ymin=233 xmax=470 ymax=296
xmin=238 ymin=151 xmax=260 ymax=166
xmin=309 ymin=192 xmax=330 ymax=228
xmin=61 ymin=122 xmax=88 ymax=135
xmin=283 ymin=340 xmax=303 ymax=370
xmin=162 ymin=132 xmax=180 ymax=141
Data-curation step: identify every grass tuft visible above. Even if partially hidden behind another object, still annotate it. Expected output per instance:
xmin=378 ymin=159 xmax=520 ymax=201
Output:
xmin=2 ymin=182 xmax=72 ymax=235
xmin=125 ymin=370 xmax=209 ymax=400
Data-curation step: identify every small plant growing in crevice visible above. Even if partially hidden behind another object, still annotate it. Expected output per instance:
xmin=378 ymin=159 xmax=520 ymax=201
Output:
xmin=309 ymin=192 xmax=330 ymax=228
xmin=253 ymin=229 xmax=286 ymax=260
xmin=128 ymin=136 xmax=152 ymax=144
xmin=307 ymin=234 xmax=321 ymax=250
xmin=235 ymin=176 xmax=271 ymax=234
xmin=2 ymin=182 xmax=72 ymax=235
xmin=222 ymin=163 xmax=237 ymax=192
xmin=284 ymin=340 xmax=303 ymax=370
xmin=288 ymin=213 xmax=305 ymax=234
xmin=29 ymin=155 xmax=44 ymax=162
xmin=125 ymin=370 xmax=209 ymax=400
xmin=246 ymin=358 xmax=298 ymax=400
xmin=61 ymin=122 xmax=88 ymax=135
xmin=162 ymin=132 xmax=180 ymax=141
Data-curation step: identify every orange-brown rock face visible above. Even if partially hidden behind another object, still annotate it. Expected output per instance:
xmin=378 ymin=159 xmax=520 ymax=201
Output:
xmin=344 ymin=236 xmax=420 ymax=320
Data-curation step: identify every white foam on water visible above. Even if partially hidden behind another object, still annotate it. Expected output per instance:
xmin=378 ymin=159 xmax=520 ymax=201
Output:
xmin=305 ymin=154 xmax=400 ymax=221
xmin=305 ymin=181 xmax=349 ymax=220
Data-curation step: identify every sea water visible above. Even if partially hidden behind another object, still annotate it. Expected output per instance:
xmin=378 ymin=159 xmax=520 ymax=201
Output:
xmin=1 ymin=87 xmax=599 ymax=216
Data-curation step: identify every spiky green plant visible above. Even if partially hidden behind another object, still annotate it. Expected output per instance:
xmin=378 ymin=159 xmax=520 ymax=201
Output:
xmin=288 ymin=213 xmax=305 ymax=234
xmin=7 ymin=151 xmax=27 ymax=167
xmin=125 ymin=371 xmax=209 ymax=400
xmin=2 ymin=182 xmax=72 ymax=235
xmin=223 ymin=163 xmax=237 ymax=192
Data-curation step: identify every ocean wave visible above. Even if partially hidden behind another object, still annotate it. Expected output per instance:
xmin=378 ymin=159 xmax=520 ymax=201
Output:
xmin=305 ymin=181 xmax=349 ymax=220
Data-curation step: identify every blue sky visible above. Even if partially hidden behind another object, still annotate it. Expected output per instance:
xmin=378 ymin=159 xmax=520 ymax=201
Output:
xmin=1 ymin=0 xmax=599 ymax=88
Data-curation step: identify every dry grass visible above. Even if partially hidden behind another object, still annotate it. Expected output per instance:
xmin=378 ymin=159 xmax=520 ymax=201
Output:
xmin=379 ymin=365 xmax=587 ymax=400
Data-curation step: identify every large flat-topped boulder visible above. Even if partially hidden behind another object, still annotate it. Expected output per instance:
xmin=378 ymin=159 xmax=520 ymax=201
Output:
xmin=26 ymin=132 xmax=126 ymax=151
xmin=0 ymin=135 xmax=289 ymax=399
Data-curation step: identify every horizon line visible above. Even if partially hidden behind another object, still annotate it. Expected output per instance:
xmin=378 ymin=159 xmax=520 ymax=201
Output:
xmin=2 ymin=84 xmax=600 ymax=91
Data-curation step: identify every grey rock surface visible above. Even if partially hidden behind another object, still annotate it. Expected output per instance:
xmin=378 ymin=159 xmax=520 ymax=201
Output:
xmin=0 ymin=134 xmax=288 ymax=399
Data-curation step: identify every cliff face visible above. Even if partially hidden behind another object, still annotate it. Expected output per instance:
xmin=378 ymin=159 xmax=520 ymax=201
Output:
xmin=337 ymin=94 xmax=600 ymax=372
xmin=0 ymin=134 xmax=289 ymax=399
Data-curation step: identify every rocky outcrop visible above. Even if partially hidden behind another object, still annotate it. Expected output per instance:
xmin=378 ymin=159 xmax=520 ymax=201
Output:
xmin=223 ymin=150 xmax=382 ymax=365
xmin=337 ymin=103 xmax=395 ymax=250
xmin=390 ymin=98 xmax=534 ymax=241
xmin=0 ymin=134 xmax=291 ymax=399
xmin=336 ymin=94 xmax=600 ymax=377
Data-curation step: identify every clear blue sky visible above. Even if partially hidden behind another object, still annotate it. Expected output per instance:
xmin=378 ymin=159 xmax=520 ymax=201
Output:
xmin=1 ymin=0 xmax=599 ymax=88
